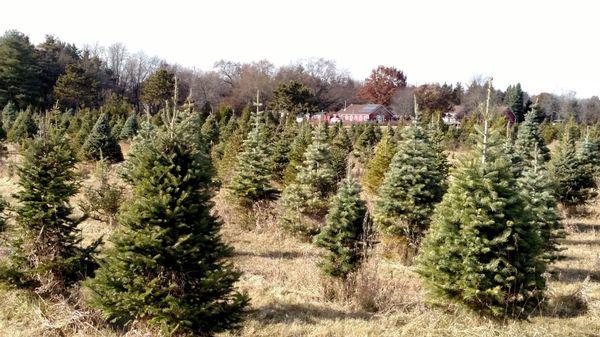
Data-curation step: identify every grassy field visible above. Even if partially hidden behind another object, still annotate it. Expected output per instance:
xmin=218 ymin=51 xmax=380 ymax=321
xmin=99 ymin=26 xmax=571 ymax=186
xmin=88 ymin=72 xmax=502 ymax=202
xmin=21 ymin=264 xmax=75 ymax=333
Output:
xmin=0 ymin=145 xmax=598 ymax=337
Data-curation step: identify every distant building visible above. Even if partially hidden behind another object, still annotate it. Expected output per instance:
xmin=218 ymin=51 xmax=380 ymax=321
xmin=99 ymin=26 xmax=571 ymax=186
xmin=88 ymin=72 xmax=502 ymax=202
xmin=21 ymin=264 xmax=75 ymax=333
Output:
xmin=310 ymin=111 xmax=334 ymax=122
xmin=442 ymin=112 xmax=460 ymax=127
xmin=337 ymin=104 xmax=395 ymax=123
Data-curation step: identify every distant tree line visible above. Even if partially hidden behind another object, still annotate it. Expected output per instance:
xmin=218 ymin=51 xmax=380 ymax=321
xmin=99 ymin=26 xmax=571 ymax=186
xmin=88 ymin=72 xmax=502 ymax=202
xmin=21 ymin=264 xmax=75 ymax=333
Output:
xmin=2 ymin=30 xmax=600 ymax=123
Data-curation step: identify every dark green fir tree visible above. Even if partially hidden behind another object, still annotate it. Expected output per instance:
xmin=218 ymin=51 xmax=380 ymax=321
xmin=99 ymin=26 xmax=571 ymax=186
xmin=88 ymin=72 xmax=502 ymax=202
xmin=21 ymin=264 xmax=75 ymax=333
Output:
xmin=514 ymin=103 xmax=550 ymax=171
xmin=228 ymin=111 xmax=277 ymax=207
xmin=314 ymin=176 xmax=367 ymax=279
xmin=201 ymin=112 xmax=220 ymax=147
xmin=1 ymin=120 xmax=98 ymax=293
xmin=374 ymin=102 xmax=445 ymax=249
xmin=283 ymin=121 xmax=313 ymax=184
xmin=2 ymin=101 xmax=17 ymax=130
xmin=549 ymin=126 xmax=597 ymax=209
xmin=80 ymin=112 xmax=124 ymax=162
xmin=281 ymin=123 xmax=335 ymax=236
xmin=119 ymin=113 xmax=139 ymax=140
xmin=330 ymin=125 xmax=352 ymax=182
xmin=85 ymin=112 xmax=248 ymax=336
xmin=518 ymin=145 xmax=565 ymax=263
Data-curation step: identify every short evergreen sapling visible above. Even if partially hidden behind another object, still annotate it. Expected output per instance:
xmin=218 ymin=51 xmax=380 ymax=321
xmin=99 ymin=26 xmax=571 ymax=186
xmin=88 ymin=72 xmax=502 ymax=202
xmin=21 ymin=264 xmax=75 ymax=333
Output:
xmin=86 ymin=112 xmax=248 ymax=336
xmin=314 ymin=176 xmax=368 ymax=279
xmin=81 ymin=157 xmax=125 ymax=226
xmin=1 ymin=121 xmax=99 ymax=293
xmin=283 ymin=121 xmax=313 ymax=184
xmin=330 ymin=125 xmax=352 ymax=182
xmin=80 ymin=112 xmax=124 ymax=162
xmin=7 ymin=107 xmax=37 ymax=143
xmin=201 ymin=112 xmax=220 ymax=147
xmin=514 ymin=104 xmax=550 ymax=171
xmin=517 ymin=145 xmax=565 ymax=263
xmin=281 ymin=123 xmax=336 ymax=236
xmin=549 ymin=126 xmax=597 ymax=209
xmin=374 ymin=102 xmax=445 ymax=248
xmin=269 ymin=125 xmax=294 ymax=182
xmin=119 ymin=113 xmax=139 ymax=139
xmin=427 ymin=120 xmax=450 ymax=180
xmin=578 ymin=127 xmax=600 ymax=177
xmin=228 ymin=111 xmax=277 ymax=207
xmin=417 ymin=80 xmax=546 ymax=317
xmin=363 ymin=130 xmax=397 ymax=194
xmin=353 ymin=123 xmax=378 ymax=163
xmin=2 ymin=101 xmax=17 ymax=130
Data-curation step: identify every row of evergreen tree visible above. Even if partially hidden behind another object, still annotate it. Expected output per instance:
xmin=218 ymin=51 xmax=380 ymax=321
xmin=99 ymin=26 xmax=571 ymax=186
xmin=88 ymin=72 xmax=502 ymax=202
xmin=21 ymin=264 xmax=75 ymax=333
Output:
xmin=0 ymin=81 xmax=599 ymax=335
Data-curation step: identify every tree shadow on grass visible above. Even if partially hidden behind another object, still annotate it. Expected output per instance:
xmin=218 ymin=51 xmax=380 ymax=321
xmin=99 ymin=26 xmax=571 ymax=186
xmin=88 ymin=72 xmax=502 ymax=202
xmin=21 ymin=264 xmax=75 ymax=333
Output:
xmin=550 ymin=267 xmax=600 ymax=283
xmin=561 ymin=239 xmax=600 ymax=246
xmin=564 ymin=222 xmax=600 ymax=232
xmin=235 ymin=250 xmax=315 ymax=260
xmin=251 ymin=302 xmax=372 ymax=325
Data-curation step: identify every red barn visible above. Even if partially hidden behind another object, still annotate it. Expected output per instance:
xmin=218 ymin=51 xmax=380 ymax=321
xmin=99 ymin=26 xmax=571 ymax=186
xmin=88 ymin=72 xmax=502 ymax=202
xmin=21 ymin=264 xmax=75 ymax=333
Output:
xmin=337 ymin=104 xmax=395 ymax=123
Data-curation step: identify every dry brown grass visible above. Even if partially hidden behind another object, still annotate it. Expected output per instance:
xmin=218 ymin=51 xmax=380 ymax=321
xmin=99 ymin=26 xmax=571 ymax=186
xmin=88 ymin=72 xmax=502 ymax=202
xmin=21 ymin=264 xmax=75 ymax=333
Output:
xmin=0 ymin=147 xmax=598 ymax=337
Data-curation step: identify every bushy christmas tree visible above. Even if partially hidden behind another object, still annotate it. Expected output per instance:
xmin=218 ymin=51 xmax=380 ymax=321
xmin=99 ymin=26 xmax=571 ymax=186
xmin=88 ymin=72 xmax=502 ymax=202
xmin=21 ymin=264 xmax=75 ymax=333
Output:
xmin=514 ymin=104 xmax=550 ymax=171
xmin=80 ymin=112 xmax=123 ymax=162
xmin=417 ymin=81 xmax=546 ymax=317
xmin=549 ymin=126 xmax=597 ymax=209
xmin=281 ymin=123 xmax=335 ymax=236
xmin=2 ymin=101 xmax=17 ymax=130
xmin=518 ymin=145 xmax=564 ymax=263
xmin=7 ymin=107 xmax=37 ymax=143
xmin=269 ymin=126 xmax=294 ymax=182
xmin=1 ymin=121 xmax=98 ymax=293
xmin=353 ymin=123 xmax=378 ymax=163
xmin=374 ymin=104 xmax=445 ymax=248
xmin=228 ymin=112 xmax=277 ymax=207
xmin=86 ymin=112 xmax=248 ymax=336
xmin=201 ymin=112 xmax=220 ymax=147
xmin=119 ymin=113 xmax=139 ymax=140
xmin=578 ymin=128 xmax=600 ymax=177
xmin=283 ymin=121 xmax=312 ymax=184
xmin=363 ymin=130 xmax=397 ymax=194
xmin=330 ymin=125 xmax=352 ymax=182
xmin=427 ymin=120 xmax=450 ymax=180
xmin=314 ymin=176 xmax=367 ymax=279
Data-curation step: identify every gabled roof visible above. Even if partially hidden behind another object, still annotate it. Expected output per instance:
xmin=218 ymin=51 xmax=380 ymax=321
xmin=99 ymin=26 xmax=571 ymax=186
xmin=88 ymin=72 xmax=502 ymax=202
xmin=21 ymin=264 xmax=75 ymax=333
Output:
xmin=338 ymin=104 xmax=391 ymax=115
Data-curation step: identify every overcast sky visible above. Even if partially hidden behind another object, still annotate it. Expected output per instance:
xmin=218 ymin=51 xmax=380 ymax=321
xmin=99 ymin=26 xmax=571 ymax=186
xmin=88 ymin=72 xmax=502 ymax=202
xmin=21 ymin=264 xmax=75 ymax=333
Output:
xmin=2 ymin=0 xmax=599 ymax=97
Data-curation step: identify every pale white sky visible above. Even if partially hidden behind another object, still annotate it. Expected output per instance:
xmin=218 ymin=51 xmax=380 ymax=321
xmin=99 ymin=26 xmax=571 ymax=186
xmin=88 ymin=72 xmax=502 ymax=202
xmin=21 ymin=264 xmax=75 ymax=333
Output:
xmin=2 ymin=0 xmax=599 ymax=97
